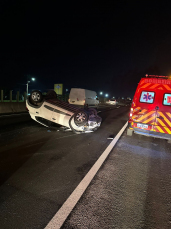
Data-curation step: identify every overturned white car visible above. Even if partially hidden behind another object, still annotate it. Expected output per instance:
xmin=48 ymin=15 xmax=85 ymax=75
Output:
xmin=26 ymin=90 xmax=102 ymax=134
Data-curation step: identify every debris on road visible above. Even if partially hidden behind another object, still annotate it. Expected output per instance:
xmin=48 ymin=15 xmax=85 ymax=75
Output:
xmin=107 ymin=135 xmax=114 ymax=139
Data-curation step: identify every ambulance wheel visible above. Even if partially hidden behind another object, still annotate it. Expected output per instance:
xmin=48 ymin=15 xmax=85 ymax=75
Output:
xmin=167 ymin=139 xmax=171 ymax=144
xmin=74 ymin=110 xmax=88 ymax=127
xmin=30 ymin=90 xmax=43 ymax=104
xmin=127 ymin=128 xmax=133 ymax=136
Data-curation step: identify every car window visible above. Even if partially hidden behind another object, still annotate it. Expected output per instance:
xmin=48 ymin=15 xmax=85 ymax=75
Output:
xmin=140 ymin=91 xmax=155 ymax=104
xmin=163 ymin=93 xmax=171 ymax=106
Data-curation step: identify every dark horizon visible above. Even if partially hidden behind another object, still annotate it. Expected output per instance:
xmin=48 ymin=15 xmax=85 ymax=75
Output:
xmin=1 ymin=1 xmax=171 ymax=98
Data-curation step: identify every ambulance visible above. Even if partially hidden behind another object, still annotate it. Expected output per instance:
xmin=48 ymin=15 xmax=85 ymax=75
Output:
xmin=127 ymin=75 xmax=171 ymax=143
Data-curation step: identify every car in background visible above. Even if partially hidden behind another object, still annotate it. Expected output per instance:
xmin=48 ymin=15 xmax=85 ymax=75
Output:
xmin=68 ymin=88 xmax=99 ymax=108
xmin=26 ymin=90 xmax=102 ymax=134
xmin=106 ymin=98 xmax=117 ymax=105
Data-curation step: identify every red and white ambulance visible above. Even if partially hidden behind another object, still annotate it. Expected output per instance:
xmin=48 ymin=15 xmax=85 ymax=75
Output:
xmin=127 ymin=75 xmax=171 ymax=142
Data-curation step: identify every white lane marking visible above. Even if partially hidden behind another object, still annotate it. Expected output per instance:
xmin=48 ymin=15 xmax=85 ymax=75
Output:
xmin=45 ymin=121 xmax=128 ymax=229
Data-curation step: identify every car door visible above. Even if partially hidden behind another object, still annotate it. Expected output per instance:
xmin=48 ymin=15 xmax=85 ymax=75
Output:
xmin=51 ymin=106 xmax=71 ymax=128
xmin=42 ymin=102 xmax=54 ymax=121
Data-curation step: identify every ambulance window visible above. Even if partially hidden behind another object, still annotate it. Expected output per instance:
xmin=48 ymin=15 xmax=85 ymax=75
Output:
xmin=140 ymin=91 xmax=155 ymax=104
xmin=163 ymin=94 xmax=171 ymax=106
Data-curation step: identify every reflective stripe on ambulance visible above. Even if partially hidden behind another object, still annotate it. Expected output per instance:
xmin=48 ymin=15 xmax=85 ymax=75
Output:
xmin=132 ymin=107 xmax=171 ymax=135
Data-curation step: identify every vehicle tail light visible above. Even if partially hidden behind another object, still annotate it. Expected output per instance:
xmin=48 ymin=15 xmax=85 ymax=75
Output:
xmin=129 ymin=108 xmax=133 ymax=118
xmin=77 ymin=98 xmax=79 ymax=101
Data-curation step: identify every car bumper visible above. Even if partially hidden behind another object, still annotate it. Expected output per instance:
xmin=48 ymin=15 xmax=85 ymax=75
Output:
xmin=128 ymin=123 xmax=171 ymax=140
xmin=134 ymin=128 xmax=171 ymax=140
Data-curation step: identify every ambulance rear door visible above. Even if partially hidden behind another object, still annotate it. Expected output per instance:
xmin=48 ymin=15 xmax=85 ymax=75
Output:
xmin=153 ymin=91 xmax=171 ymax=135
xmin=132 ymin=90 xmax=156 ymax=131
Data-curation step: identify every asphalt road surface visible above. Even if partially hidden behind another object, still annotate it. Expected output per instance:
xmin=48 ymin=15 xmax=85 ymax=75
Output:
xmin=0 ymin=105 xmax=128 ymax=229
xmin=0 ymin=105 xmax=171 ymax=229
xmin=63 ymin=123 xmax=171 ymax=229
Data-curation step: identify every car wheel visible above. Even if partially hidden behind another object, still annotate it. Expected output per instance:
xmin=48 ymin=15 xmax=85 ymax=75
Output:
xmin=74 ymin=110 xmax=88 ymax=126
xmin=30 ymin=90 xmax=43 ymax=103
xmin=46 ymin=90 xmax=57 ymax=99
xmin=88 ymin=108 xmax=98 ymax=116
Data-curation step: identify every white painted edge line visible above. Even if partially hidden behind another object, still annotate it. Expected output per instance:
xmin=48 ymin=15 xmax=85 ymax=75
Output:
xmin=45 ymin=121 xmax=128 ymax=229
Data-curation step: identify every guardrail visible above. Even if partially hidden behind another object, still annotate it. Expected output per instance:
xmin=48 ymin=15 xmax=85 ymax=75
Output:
xmin=0 ymin=102 xmax=27 ymax=114
xmin=0 ymin=90 xmax=27 ymax=102
xmin=0 ymin=90 xmax=27 ymax=114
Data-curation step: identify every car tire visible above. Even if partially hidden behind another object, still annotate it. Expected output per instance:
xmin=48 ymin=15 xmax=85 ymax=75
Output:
xmin=88 ymin=108 xmax=98 ymax=116
xmin=30 ymin=90 xmax=43 ymax=104
xmin=74 ymin=110 xmax=88 ymax=127
xmin=46 ymin=90 xmax=57 ymax=99
xmin=68 ymin=115 xmax=81 ymax=134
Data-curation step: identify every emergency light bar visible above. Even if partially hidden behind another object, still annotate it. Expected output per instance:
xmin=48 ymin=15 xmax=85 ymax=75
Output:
xmin=145 ymin=74 xmax=169 ymax=79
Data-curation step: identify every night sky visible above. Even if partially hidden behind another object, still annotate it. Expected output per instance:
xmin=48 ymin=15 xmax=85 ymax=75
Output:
xmin=1 ymin=1 xmax=171 ymax=98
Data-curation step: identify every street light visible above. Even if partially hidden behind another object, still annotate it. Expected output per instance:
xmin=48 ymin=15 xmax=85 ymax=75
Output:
xmin=100 ymin=92 xmax=103 ymax=95
xmin=105 ymin=94 xmax=108 ymax=97
xmin=26 ymin=78 xmax=35 ymax=95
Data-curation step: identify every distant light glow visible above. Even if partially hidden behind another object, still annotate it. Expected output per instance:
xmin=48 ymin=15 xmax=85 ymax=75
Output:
xmin=31 ymin=78 xmax=35 ymax=81
xmin=100 ymin=92 xmax=103 ymax=95
xmin=105 ymin=94 xmax=108 ymax=97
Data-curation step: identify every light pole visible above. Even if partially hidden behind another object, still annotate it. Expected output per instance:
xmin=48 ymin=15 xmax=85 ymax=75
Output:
xmin=26 ymin=78 xmax=35 ymax=95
